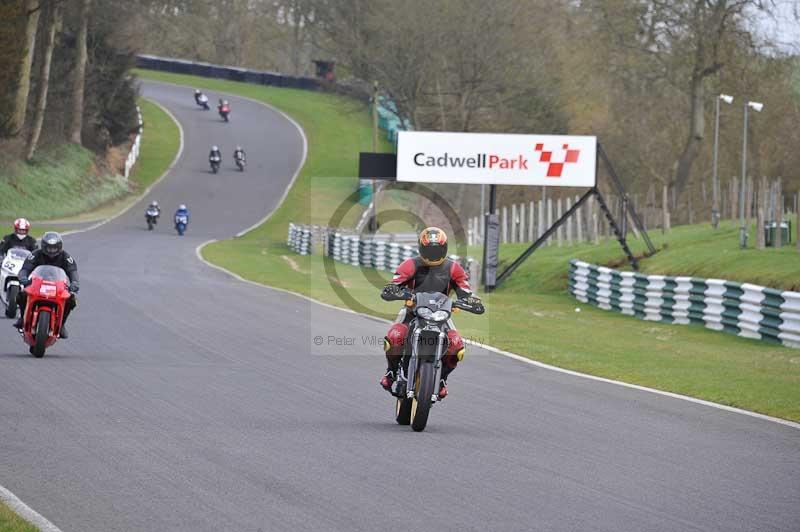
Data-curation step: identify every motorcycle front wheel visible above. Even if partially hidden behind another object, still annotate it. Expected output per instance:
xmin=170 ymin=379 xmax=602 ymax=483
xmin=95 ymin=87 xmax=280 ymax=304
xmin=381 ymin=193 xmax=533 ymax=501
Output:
xmin=5 ymin=285 xmax=19 ymax=318
xmin=410 ymin=362 xmax=435 ymax=432
xmin=32 ymin=309 xmax=50 ymax=357
xmin=396 ymin=397 xmax=412 ymax=425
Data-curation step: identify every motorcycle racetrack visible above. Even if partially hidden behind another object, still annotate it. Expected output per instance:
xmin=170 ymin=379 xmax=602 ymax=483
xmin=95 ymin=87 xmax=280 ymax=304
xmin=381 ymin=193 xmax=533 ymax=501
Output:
xmin=1 ymin=81 xmax=798 ymax=532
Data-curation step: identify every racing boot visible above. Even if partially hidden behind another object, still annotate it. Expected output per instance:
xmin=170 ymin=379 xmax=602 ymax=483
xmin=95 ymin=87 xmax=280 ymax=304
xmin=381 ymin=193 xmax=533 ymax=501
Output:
xmin=380 ymin=369 xmax=395 ymax=392
xmin=12 ymin=317 xmax=22 ymax=331
xmin=438 ymin=379 xmax=448 ymax=399
xmin=59 ymin=325 xmax=68 ymax=339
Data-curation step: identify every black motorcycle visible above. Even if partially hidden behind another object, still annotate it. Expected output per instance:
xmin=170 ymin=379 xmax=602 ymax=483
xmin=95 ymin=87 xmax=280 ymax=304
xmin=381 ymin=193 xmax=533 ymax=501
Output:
xmin=209 ymin=155 xmax=221 ymax=174
xmin=145 ymin=207 xmax=160 ymax=230
xmin=382 ymin=290 xmax=485 ymax=432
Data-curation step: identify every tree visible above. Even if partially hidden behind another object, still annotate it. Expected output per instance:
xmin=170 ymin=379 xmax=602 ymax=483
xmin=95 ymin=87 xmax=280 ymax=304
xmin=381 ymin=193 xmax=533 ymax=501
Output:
xmin=68 ymin=0 xmax=90 ymax=144
xmin=26 ymin=0 xmax=61 ymax=161
xmin=6 ymin=0 xmax=41 ymax=137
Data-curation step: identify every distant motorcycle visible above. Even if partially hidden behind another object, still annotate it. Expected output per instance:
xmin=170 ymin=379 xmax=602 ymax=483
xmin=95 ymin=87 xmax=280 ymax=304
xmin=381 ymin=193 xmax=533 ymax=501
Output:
xmin=145 ymin=207 xmax=160 ymax=231
xmin=175 ymin=213 xmax=189 ymax=236
xmin=218 ymin=103 xmax=230 ymax=122
xmin=19 ymin=265 xmax=71 ymax=357
xmin=210 ymin=155 xmax=221 ymax=174
xmin=195 ymin=93 xmax=209 ymax=111
xmin=382 ymin=290 xmax=485 ymax=432
xmin=1 ymin=248 xmax=32 ymax=318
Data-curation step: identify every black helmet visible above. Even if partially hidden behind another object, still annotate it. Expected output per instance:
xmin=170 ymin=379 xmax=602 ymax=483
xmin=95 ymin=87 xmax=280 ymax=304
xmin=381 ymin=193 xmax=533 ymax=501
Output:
xmin=41 ymin=231 xmax=63 ymax=258
xmin=418 ymin=227 xmax=448 ymax=266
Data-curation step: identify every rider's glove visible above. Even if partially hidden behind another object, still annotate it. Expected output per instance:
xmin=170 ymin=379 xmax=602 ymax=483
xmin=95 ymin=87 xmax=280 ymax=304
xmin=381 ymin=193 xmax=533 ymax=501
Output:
xmin=381 ymin=283 xmax=405 ymax=301
xmin=465 ymin=295 xmax=482 ymax=307
xmin=20 ymin=278 xmax=31 ymax=287
xmin=69 ymin=283 xmax=79 ymax=294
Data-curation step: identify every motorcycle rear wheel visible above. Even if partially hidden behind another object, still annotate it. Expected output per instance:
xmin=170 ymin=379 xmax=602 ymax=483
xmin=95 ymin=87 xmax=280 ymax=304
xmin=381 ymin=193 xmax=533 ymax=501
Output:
xmin=32 ymin=309 xmax=49 ymax=358
xmin=410 ymin=362 xmax=435 ymax=432
xmin=5 ymin=285 xmax=19 ymax=318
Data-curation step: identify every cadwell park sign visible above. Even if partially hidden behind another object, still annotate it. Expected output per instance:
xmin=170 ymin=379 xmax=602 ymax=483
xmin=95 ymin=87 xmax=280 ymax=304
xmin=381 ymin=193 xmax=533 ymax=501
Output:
xmin=396 ymin=131 xmax=597 ymax=187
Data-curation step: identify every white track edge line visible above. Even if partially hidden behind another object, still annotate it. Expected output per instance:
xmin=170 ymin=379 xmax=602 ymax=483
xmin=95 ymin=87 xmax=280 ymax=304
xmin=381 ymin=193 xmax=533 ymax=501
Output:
xmin=61 ymin=96 xmax=185 ymax=238
xmin=132 ymin=75 xmax=310 ymax=239
xmin=154 ymin=74 xmax=800 ymax=432
xmin=194 ymin=247 xmax=800 ymax=431
xmin=0 ymin=95 xmax=185 ymax=532
xmin=176 ymin=75 xmax=800 ymax=432
xmin=0 ymin=484 xmax=62 ymax=532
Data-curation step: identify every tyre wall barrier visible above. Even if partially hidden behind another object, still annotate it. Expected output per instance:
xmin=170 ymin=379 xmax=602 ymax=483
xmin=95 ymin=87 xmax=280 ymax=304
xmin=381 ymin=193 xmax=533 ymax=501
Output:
xmin=568 ymin=259 xmax=800 ymax=349
xmin=287 ymin=224 xmax=476 ymax=277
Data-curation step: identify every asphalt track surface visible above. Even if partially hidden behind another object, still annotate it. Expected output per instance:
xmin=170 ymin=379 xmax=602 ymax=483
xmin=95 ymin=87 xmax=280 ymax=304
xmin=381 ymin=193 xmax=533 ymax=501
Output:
xmin=1 ymin=81 xmax=798 ymax=532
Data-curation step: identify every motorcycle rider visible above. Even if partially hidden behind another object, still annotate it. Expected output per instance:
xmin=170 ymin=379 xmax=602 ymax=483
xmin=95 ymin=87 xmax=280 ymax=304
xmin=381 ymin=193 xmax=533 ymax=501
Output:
xmin=0 ymin=218 xmax=37 ymax=255
xmin=146 ymin=200 xmax=160 ymax=223
xmin=233 ymin=145 xmax=246 ymax=167
xmin=194 ymin=89 xmax=209 ymax=109
xmin=209 ymin=145 xmax=222 ymax=165
xmin=379 ymin=227 xmax=482 ymax=398
xmin=13 ymin=232 xmax=78 ymax=339
xmin=174 ymin=204 xmax=190 ymax=225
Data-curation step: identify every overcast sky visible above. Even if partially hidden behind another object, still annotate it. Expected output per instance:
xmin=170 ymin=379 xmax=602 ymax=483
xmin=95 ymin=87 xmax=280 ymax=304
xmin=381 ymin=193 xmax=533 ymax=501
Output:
xmin=750 ymin=0 xmax=800 ymax=53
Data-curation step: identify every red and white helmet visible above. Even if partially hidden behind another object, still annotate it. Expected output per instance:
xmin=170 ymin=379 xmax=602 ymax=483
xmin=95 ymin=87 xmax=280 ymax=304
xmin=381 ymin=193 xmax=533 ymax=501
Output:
xmin=14 ymin=218 xmax=31 ymax=237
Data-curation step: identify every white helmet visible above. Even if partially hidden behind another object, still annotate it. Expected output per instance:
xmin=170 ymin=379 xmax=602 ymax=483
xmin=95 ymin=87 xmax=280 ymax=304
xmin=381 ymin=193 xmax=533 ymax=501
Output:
xmin=236 ymin=146 xmax=242 ymax=151
xmin=195 ymin=89 xmax=200 ymax=95
xmin=179 ymin=204 xmax=187 ymax=211
xmin=14 ymin=218 xmax=31 ymax=237
xmin=150 ymin=200 xmax=158 ymax=207
xmin=212 ymin=145 xmax=219 ymax=151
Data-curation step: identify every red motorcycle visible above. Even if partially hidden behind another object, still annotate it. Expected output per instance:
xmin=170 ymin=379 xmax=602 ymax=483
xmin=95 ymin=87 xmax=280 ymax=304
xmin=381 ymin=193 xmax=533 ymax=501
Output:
xmin=218 ymin=103 xmax=230 ymax=122
xmin=20 ymin=265 xmax=71 ymax=357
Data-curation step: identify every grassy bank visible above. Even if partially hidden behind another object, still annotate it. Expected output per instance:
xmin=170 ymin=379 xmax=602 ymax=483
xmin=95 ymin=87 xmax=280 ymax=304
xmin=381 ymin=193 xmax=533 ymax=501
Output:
xmin=0 ymin=97 xmax=178 ymax=225
xmin=492 ymin=220 xmax=800 ymax=294
xmin=137 ymin=69 xmax=800 ymax=422
xmin=0 ymin=143 xmax=126 ymax=221
xmin=0 ymin=501 xmax=36 ymax=532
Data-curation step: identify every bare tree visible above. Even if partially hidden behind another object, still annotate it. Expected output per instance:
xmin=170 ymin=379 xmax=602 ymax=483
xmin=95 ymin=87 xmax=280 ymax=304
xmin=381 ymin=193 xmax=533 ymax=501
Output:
xmin=68 ymin=0 xmax=90 ymax=144
xmin=26 ymin=0 xmax=61 ymax=161
xmin=7 ymin=0 xmax=41 ymax=137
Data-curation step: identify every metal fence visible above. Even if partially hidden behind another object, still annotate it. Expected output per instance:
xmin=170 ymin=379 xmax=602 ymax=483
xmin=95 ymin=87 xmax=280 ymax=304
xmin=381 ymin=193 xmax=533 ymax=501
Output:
xmin=568 ymin=259 xmax=800 ymax=349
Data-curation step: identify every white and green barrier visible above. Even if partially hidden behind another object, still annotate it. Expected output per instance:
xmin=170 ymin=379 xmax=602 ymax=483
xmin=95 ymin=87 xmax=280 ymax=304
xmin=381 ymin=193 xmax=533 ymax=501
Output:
xmin=568 ymin=259 xmax=800 ymax=348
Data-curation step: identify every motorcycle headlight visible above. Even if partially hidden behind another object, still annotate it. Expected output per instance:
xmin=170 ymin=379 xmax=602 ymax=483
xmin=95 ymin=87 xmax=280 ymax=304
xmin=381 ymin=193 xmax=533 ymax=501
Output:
xmin=416 ymin=307 xmax=433 ymax=319
xmin=430 ymin=310 xmax=450 ymax=322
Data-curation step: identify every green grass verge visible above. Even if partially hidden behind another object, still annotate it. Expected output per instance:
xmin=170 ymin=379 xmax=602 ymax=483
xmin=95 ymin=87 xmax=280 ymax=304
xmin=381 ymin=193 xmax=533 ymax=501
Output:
xmin=0 ymin=97 xmax=178 ymax=226
xmin=0 ymin=501 xmax=37 ymax=532
xmin=137 ymin=69 xmax=800 ymax=422
xmin=0 ymin=143 xmax=127 ymax=220
xmin=492 ymin=220 xmax=800 ymax=294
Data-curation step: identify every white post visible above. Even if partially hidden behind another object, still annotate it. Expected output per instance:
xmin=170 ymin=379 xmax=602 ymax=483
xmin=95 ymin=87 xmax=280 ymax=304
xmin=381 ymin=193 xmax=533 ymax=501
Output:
xmin=511 ymin=204 xmax=517 ymax=243
xmin=528 ymin=201 xmax=535 ymax=242
xmin=576 ymin=197 xmax=583 ymax=243
xmin=519 ymin=202 xmax=526 ymax=243
xmin=556 ymin=198 xmax=563 ymax=246
xmin=538 ymin=199 xmax=545 ymax=239
xmin=565 ymin=197 xmax=573 ymax=245
xmin=546 ymin=198 xmax=553 ymax=246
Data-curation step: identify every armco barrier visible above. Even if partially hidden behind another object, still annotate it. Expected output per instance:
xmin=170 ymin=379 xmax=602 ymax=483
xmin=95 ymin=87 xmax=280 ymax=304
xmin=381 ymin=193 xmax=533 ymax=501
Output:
xmin=568 ymin=259 xmax=800 ymax=349
xmin=136 ymin=54 xmax=410 ymax=141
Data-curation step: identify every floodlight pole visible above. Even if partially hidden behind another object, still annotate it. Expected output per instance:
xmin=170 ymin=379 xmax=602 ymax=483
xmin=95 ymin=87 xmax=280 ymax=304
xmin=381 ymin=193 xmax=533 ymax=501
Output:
xmin=369 ymin=81 xmax=379 ymax=233
xmin=712 ymin=94 xmax=733 ymax=229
